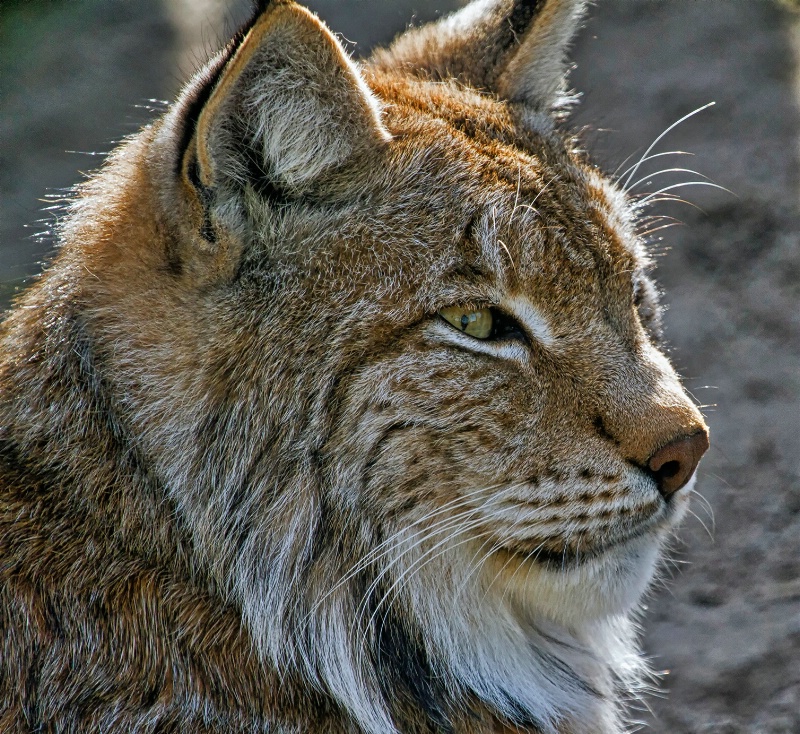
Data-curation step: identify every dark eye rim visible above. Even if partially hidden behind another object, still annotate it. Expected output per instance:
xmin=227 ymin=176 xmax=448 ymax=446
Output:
xmin=438 ymin=305 xmax=529 ymax=344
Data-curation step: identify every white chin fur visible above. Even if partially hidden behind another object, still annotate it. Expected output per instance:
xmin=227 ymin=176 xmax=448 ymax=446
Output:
xmin=490 ymin=532 xmax=664 ymax=629
xmin=401 ymin=529 xmax=664 ymax=734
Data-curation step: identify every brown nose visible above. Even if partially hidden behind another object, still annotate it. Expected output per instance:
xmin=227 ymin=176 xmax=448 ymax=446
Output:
xmin=647 ymin=431 xmax=709 ymax=498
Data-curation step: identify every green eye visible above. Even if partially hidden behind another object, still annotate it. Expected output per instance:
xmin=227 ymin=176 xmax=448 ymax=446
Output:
xmin=438 ymin=305 xmax=494 ymax=339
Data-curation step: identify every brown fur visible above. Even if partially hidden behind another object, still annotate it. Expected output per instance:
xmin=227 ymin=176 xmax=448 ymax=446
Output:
xmin=0 ymin=1 xmax=707 ymax=732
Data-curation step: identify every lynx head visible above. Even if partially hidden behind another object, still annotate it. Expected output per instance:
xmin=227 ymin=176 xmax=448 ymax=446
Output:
xmin=22 ymin=0 xmax=708 ymax=731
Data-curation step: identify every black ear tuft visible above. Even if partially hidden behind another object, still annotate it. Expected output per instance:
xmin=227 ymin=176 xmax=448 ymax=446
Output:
xmin=508 ymin=0 xmax=546 ymax=38
xmin=372 ymin=0 xmax=587 ymax=112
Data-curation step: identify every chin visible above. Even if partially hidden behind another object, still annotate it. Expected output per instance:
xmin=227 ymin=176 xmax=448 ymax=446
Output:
xmin=493 ymin=482 xmax=695 ymax=628
xmin=482 ymin=530 xmax=666 ymax=629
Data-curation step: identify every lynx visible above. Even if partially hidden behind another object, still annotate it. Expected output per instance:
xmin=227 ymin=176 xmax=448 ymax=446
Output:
xmin=0 ymin=1 xmax=709 ymax=732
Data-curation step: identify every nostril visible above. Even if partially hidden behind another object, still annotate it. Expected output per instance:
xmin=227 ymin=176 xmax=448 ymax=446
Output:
xmin=656 ymin=460 xmax=681 ymax=480
xmin=647 ymin=431 xmax=709 ymax=498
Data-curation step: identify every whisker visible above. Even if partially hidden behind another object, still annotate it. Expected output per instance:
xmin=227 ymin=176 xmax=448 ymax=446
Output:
xmin=616 ymin=150 xmax=693 ymax=183
xmin=482 ymin=540 xmax=525 ymax=602
xmin=627 ymin=167 xmax=710 ymax=193
xmin=637 ymin=222 xmax=681 ymax=239
xmin=622 ymin=101 xmax=715 ymax=191
xmin=358 ymin=514 xmax=491 ymax=639
xmin=684 ymin=507 xmax=714 ymax=542
xmin=301 ymin=484 xmax=502 ymax=625
xmin=355 ymin=509 xmax=483 ymax=622
xmin=686 ymin=488 xmax=715 ymax=532
xmin=508 ymin=160 xmax=523 ymax=225
xmin=497 ymin=238 xmax=517 ymax=274
xmin=633 ymin=193 xmax=705 ymax=213
xmin=612 ymin=149 xmax=640 ymax=179
xmin=516 ymin=173 xmax=560 ymax=220
xmin=363 ymin=523 xmax=498 ymax=663
xmin=458 ymin=530 xmax=504 ymax=598
xmin=453 ymin=478 xmax=552 ymax=598
xmin=349 ymin=498 xmax=493 ymax=623
xmin=636 ymin=212 xmax=683 ymax=226
xmin=638 ymin=181 xmax=732 ymax=206
xmin=519 ymin=539 xmax=553 ymax=591
xmin=486 ymin=538 xmax=550 ymax=607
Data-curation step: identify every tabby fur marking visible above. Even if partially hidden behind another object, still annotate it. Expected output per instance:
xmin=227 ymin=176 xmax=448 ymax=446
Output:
xmin=0 ymin=1 xmax=709 ymax=732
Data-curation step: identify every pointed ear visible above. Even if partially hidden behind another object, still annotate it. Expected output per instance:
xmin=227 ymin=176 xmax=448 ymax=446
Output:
xmin=372 ymin=0 xmax=587 ymax=111
xmin=185 ymin=1 xmax=389 ymax=196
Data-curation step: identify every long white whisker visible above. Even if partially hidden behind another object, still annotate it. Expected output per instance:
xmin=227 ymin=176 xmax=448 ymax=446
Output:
xmin=354 ymin=509 xmax=483 ymax=627
xmin=509 ymin=160 xmax=523 ymax=225
xmin=627 ymin=167 xmax=710 ymax=193
xmin=685 ymin=507 xmax=714 ymax=542
xmin=484 ymin=540 xmax=538 ymax=605
xmin=637 ymin=222 xmax=682 ymax=239
xmin=612 ymin=149 xmax=640 ymax=178
xmin=458 ymin=485 xmax=540 ymax=601
xmin=516 ymin=174 xmax=560 ymax=220
xmin=299 ymin=490 xmax=497 ymax=631
xmin=519 ymin=539 xmax=553 ymax=591
xmin=638 ymin=181 xmax=732 ymax=206
xmin=365 ymin=528 xmax=500 ymax=675
xmin=617 ymin=150 xmax=693 ymax=186
xmin=350 ymin=500 xmax=490 ymax=627
xmin=458 ymin=532 xmax=503 ymax=598
xmin=622 ymin=102 xmax=715 ymax=191
xmin=636 ymin=213 xmax=683 ymax=226
xmin=359 ymin=514 xmax=491 ymax=640
xmin=636 ymin=195 xmax=705 ymax=213
xmin=686 ymin=488 xmax=716 ymax=533
xmin=367 ymin=526 xmax=496 ymax=646
xmin=456 ymin=482 xmax=561 ymax=599
xmin=360 ymin=510 xmax=490 ymax=620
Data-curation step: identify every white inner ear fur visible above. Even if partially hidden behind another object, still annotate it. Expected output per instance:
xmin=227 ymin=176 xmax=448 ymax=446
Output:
xmin=197 ymin=5 xmax=389 ymax=192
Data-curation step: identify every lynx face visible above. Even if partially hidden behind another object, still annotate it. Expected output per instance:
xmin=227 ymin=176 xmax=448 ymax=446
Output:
xmin=0 ymin=1 xmax=708 ymax=733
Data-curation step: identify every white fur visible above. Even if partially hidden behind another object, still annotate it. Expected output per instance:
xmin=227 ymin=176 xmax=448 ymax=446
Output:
xmin=394 ymin=526 xmax=657 ymax=734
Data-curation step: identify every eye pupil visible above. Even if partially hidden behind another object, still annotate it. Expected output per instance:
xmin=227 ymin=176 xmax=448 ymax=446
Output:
xmin=438 ymin=305 xmax=527 ymax=345
xmin=439 ymin=305 xmax=495 ymax=340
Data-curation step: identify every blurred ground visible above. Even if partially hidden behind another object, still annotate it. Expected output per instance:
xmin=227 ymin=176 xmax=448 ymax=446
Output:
xmin=1 ymin=1 xmax=798 ymax=732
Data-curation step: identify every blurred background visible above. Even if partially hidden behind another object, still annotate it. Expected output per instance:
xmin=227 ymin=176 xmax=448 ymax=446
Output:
xmin=1 ymin=1 xmax=798 ymax=731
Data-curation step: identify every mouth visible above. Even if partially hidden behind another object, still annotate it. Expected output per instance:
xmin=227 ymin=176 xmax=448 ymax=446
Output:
xmin=492 ymin=535 xmax=637 ymax=571
xmin=461 ymin=471 xmax=692 ymax=576
xmin=482 ymin=523 xmax=668 ymax=623
xmin=490 ymin=507 xmax=674 ymax=570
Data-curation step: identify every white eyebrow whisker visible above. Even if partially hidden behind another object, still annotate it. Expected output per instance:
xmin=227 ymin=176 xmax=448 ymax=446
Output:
xmin=497 ymin=238 xmax=517 ymax=275
xmin=637 ymin=181 xmax=732 ymax=207
xmin=616 ymin=150 xmax=693 ymax=185
xmin=622 ymin=102 xmax=715 ymax=191
xmin=509 ymin=160 xmax=523 ymax=224
xmin=626 ymin=167 xmax=710 ymax=193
